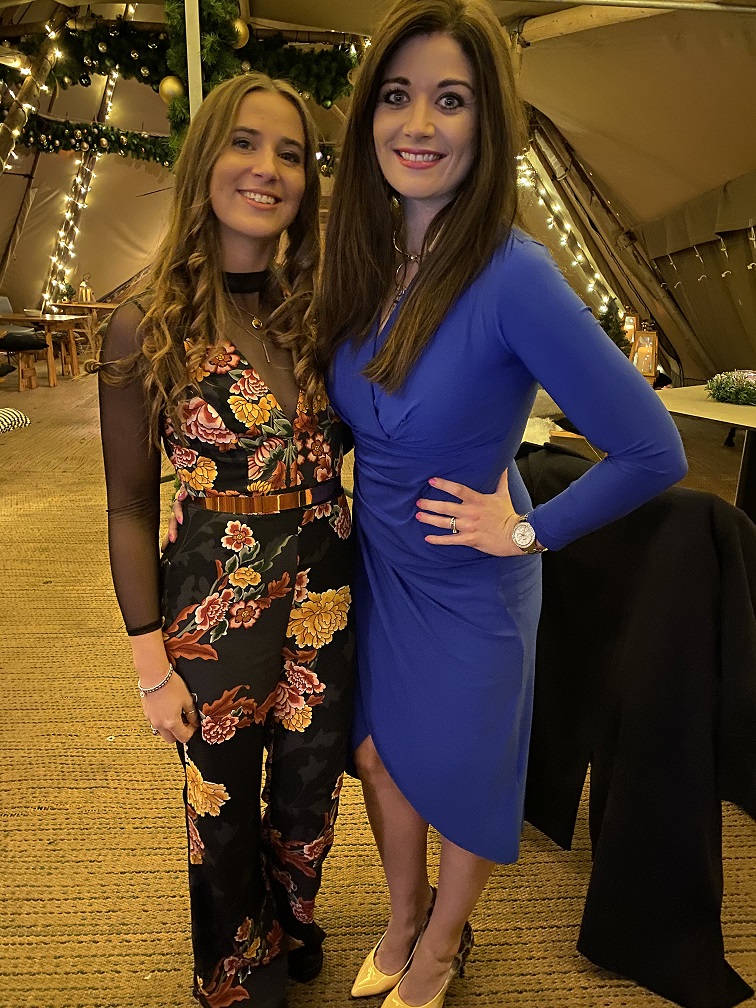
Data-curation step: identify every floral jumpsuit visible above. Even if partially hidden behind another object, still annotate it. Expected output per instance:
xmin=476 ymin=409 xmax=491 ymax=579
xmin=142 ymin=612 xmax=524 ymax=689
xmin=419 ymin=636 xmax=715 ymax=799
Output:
xmin=100 ymin=307 xmax=353 ymax=1008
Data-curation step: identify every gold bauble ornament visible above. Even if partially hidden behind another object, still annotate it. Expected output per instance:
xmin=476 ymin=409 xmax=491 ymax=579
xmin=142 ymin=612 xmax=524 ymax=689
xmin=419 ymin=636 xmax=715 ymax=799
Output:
xmin=347 ymin=67 xmax=359 ymax=87
xmin=232 ymin=17 xmax=249 ymax=49
xmin=159 ymin=75 xmax=186 ymax=104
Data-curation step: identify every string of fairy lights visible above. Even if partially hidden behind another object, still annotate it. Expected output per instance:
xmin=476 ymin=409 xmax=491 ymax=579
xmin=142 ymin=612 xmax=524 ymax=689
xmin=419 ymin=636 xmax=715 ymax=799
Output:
xmin=39 ymin=6 xmax=136 ymax=309
xmin=1 ymin=23 xmax=61 ymax=172
xmin=516 ymin=152 xmax=620 ymax=316
xmin=41 ymin=69 xmax=119 ymax=309
xmin=4 ymin=9 xmax=618 ymax=315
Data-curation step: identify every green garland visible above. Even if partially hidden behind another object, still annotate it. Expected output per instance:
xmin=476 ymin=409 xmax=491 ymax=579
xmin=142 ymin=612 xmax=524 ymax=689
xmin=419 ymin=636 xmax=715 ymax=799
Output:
xmin=0 ymin=4 xmax=353 ymax=168
xmin=163 ymin=0 xmax=355 ymax=153
xmin=706 ymin=371 xmax=756 ymax=407
xmin=4 ymin=109 xmax=336 ymax=175
xmin=0 ymin=11 xmax=355 ymax=110
xmin=1 ymin=16 xmax=169 ymax=92
xmin=13 ymin=111 xmax=171 ymax=164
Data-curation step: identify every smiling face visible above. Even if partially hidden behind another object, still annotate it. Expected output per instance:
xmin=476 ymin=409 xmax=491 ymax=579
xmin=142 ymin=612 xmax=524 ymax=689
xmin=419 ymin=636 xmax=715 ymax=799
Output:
xmin=210 ymin=89 xmax=307 ymax=271
xmin=373 ymin=32 xmax=478 ymax=226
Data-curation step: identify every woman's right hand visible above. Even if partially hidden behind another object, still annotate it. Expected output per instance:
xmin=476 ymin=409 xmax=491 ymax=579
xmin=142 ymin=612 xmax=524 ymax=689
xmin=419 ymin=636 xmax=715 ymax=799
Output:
xmin=131 ymin=630 xmax=199 ymax=744
xmin=142 ymin=669 xmax=200 ymax=744
xmin=161 ymin=485 xmax=187 ymax=551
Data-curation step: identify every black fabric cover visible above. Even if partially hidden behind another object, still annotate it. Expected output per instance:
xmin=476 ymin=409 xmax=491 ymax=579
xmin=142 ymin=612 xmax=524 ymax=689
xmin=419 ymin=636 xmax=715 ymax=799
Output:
xmin=516 ymin=443 xmax=756 ymax=1008
xmin=0 ymin=332 xmax=47 ymax=351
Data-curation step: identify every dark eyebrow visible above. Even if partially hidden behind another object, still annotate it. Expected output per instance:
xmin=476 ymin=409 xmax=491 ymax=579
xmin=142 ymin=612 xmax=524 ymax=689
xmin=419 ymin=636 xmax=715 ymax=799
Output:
xmin=437 ymin=78 xmax=474 ymax=90
xmin=379 ymin=76 xmax=474 ymax=91
xmin=231 ymin=126 xmax=304 ymax=151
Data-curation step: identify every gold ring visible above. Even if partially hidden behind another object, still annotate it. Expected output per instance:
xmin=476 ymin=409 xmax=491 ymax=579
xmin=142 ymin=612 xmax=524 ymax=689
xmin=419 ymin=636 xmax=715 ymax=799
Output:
xmin=450 ymin=516 xmax=459 ymax=534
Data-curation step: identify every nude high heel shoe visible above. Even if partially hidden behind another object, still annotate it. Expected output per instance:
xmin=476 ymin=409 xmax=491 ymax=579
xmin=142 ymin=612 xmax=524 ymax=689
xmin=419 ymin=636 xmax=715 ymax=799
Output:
xmin=351 ymin=888 xmax=437 ymax=998
xmin=379 ymin=921 xmax=474 ymax=1008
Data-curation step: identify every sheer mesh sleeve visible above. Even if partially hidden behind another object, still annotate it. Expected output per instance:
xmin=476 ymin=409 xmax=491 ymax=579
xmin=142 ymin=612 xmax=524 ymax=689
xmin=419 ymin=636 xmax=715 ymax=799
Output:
xmin=98 ymin=302 xmax=163 ymax=636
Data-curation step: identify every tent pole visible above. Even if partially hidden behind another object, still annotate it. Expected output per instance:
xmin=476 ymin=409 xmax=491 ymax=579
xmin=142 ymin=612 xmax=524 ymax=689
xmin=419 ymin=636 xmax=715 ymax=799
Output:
xmin=527 ymin=142 xmax=641 ymax=310
xmin=518 ymin=6 xmax=666 ymax=45
xmin=185 ymin=0 xmax=203 ymax=119
xmin=0 ymin=151 xmax=40 ymax=287
xmin=514 ymin=0 xmax=756 ymax=12
xmin=0 ymin=8 xmax=66 ymax=173
xmin=532 ymin=111 xmax=717 ymax=375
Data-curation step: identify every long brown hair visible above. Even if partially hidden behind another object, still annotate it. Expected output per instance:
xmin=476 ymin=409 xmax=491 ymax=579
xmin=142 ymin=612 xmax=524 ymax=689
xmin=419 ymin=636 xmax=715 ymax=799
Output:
xmin=315 ymin=0 xmax=525 ymax=393
xmin=95 ymin=72 xmax=322 ymax=442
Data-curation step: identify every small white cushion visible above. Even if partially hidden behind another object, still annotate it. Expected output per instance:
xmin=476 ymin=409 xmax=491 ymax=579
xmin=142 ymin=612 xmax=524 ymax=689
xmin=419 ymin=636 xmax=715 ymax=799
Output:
xmin=0 ymin=408 xmax=31 ymax=433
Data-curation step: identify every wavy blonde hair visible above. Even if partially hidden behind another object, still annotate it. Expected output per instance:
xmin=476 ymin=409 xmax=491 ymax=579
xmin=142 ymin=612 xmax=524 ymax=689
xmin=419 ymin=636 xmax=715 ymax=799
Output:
xmin=96 ymin=72 xmax=322 ymax=442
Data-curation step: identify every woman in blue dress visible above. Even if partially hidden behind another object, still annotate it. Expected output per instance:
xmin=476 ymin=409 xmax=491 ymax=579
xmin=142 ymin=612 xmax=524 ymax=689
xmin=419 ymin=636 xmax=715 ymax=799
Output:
xmin=315 ymin=2 xmax=688 ymax=1007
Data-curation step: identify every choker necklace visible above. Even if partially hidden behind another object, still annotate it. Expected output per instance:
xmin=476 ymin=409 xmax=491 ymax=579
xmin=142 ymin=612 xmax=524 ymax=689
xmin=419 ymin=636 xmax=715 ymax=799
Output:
xmin=224 ymin=269 xmax=269 ymax=294
xmin=233 ymin=300 xmax=271 ymax=364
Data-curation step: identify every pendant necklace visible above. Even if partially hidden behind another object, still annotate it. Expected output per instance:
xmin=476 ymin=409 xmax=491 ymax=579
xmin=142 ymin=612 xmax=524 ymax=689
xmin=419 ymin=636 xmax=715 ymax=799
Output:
xmin=383 ymin=230 xmax=424 ymax=326
xmin=233 ymin=301 xmax=271 ymax=364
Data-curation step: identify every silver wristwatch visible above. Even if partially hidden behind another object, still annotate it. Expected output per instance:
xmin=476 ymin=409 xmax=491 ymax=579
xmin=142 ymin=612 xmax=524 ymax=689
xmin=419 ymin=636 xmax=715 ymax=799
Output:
xmin=511 ymin=514 xmax=548 ymax=554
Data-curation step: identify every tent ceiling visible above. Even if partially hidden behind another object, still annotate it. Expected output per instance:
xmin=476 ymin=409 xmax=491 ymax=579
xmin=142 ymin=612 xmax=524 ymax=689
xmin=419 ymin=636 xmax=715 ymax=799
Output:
xmin=2 ymin=1 xmax=754 ymax=234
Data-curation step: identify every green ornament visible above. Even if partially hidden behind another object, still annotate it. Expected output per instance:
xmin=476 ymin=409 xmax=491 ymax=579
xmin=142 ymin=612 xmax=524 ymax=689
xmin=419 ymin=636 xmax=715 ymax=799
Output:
xmin=322 ymin=99 xmax=332 ymax=109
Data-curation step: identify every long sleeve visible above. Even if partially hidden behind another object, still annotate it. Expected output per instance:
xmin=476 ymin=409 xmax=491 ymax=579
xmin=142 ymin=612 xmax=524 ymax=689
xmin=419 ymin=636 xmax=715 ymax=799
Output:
xmin=98 ymin=302 xmax=163 ymax=635
xmin=496 ymin=237 xmax=688 ymax=550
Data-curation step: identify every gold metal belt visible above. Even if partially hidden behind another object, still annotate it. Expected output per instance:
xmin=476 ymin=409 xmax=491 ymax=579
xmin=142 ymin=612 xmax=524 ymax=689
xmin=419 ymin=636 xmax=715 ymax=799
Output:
xmin=191 ymin=479 xmax=342 ymax=515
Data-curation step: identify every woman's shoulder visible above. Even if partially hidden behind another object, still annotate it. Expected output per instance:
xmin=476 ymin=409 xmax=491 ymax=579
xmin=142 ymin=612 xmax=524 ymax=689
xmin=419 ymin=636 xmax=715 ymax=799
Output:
xmin=490 ymin=228 xmax=556 ymax=275
xmin=102 ymin=297 xmax=151 ymax=359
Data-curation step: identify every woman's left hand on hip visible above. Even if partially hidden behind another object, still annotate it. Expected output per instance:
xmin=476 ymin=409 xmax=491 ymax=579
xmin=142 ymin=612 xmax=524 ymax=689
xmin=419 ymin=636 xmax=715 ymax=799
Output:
xmin=416 ymin=469 xmax=523 ymax=556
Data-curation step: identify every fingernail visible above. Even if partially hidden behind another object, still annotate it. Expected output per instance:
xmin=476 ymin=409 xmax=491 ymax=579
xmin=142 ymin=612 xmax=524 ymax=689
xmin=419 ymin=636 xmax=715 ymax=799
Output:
xmin=428 ymin=478 xmax=437 ymax=486
xmin=170 ymin=532 xmax=176 ymax=542
xmin=178 ymin=515 xmax=183 ymax=524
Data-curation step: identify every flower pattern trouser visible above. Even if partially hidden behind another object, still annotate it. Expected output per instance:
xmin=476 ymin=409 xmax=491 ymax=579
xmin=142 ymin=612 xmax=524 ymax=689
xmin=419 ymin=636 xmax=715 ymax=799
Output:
xmin=161 ymin=500 xmax=353 ymax=1008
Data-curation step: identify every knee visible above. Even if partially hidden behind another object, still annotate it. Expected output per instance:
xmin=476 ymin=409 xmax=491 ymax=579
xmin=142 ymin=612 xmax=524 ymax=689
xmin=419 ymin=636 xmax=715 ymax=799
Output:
xmin=353 ymin=736 xmax=388 ymax=783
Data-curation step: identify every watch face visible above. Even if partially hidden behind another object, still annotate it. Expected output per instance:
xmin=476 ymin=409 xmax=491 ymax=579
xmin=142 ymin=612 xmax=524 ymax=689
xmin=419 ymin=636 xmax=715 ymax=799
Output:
xmin=512 ymin=521 xmax=536 ymax=549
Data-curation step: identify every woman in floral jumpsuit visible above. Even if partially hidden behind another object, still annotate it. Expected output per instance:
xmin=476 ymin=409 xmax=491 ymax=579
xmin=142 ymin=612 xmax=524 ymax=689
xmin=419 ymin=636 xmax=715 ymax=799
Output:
xmin=97 ymin=74 xmax=353 ymax=1008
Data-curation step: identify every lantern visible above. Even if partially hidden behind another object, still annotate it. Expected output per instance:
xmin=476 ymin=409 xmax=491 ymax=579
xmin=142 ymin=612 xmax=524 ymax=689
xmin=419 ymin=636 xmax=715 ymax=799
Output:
xmin=78 ymin=274 xmax=93 ymax=303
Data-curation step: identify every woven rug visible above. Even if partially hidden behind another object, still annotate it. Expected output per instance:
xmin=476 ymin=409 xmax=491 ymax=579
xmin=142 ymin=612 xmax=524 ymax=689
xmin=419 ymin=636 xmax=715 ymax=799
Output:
xmin=0 ymin=373 xmax=754 ymax=1008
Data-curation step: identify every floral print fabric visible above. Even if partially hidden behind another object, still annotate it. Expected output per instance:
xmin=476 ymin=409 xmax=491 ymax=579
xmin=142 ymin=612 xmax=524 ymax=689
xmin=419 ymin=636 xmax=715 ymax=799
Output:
xmin=159 ymin=343 xmax=353 ymax=1008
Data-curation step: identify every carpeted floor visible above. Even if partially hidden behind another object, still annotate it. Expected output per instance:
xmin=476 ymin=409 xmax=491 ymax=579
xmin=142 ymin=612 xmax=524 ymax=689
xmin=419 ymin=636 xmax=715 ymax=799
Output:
xmin=1 ymin=370 xmax=754 ymax=1008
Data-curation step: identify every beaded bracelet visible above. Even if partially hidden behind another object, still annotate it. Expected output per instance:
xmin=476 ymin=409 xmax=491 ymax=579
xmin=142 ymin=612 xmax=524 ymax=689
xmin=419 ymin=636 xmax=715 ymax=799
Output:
xmin=137 ymin=664 xmax=174 ymax=699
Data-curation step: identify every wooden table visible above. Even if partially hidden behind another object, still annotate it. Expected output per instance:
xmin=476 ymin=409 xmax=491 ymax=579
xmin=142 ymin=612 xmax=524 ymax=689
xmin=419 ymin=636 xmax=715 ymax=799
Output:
xmin=0 ymin=313 xmax=84 ymax=387
xmin=658 ymin=384 xmax=756 ymax=521
xmin=48 ymin=301 xmax=120 ymax=354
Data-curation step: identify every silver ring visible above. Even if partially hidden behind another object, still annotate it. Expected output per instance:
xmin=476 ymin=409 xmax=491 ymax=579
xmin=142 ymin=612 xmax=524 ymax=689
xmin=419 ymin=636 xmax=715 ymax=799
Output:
xmin=450 ymin=516 xmax=459 ymax=534
xmin=151 ymin=726 xmax=159 ymax=736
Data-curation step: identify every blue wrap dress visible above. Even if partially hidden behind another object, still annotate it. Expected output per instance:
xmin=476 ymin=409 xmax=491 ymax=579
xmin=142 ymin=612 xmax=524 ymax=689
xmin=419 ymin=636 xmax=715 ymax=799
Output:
xmin=327 ymin=231 xmax=687 ymax=863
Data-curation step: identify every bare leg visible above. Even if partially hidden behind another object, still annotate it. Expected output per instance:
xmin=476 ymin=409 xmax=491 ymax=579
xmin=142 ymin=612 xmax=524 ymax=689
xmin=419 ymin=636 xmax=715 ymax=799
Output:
xmin=398 ymin=836 xmax=493 ymax=1007
xmin=354 ymin=736 xmax=433 ymax=973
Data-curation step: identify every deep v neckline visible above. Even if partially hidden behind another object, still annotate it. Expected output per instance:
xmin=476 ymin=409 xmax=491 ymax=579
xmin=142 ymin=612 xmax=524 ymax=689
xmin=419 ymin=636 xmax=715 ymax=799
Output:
xmin=228 ymin=339 xmax=303 ymax=427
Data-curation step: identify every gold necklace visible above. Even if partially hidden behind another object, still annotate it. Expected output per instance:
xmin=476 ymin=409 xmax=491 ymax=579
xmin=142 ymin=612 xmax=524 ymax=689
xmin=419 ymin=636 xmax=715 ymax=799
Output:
xmin=232 ymin=301 xmax=271 ymax=364
xmin=392 ymin=230 xmax=423 ymax=297
xmin=382 ymin=231 xmax=424 ymax=325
